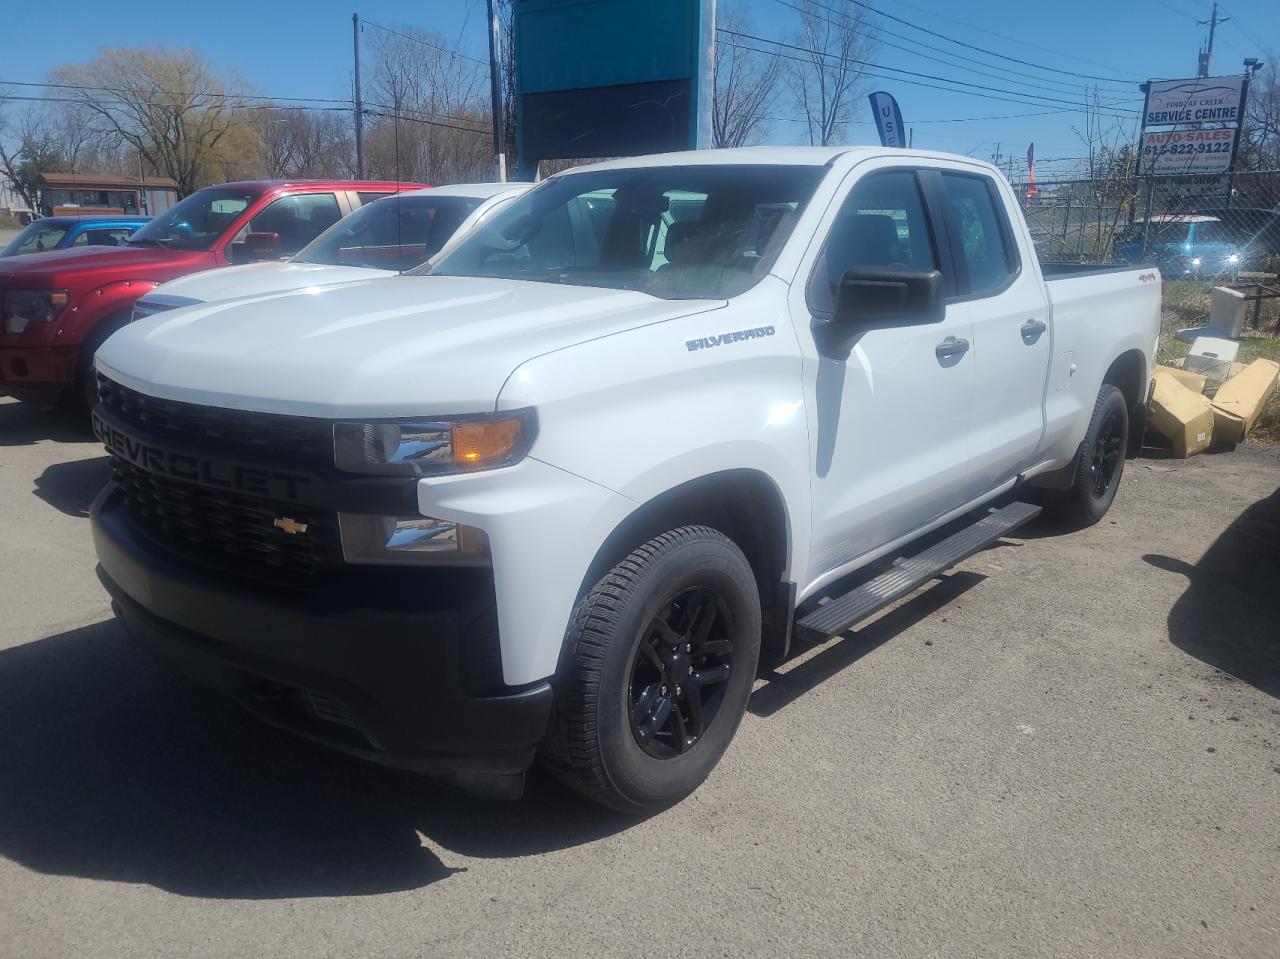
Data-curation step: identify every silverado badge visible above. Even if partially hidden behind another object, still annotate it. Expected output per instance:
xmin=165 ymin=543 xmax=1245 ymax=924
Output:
xmin=273 ymin=517 xmax=309 ymax=535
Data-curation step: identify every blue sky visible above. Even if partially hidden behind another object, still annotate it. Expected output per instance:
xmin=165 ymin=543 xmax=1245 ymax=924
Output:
xmin=3 ymin=0 xmax=1276 ymax=178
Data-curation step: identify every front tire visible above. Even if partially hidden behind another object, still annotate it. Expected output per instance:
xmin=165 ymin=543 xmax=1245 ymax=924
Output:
xmin=542 ymin=526 xmax=761 ymax=813
xmin=1043 ymin=384 xmax=1129 ymax=528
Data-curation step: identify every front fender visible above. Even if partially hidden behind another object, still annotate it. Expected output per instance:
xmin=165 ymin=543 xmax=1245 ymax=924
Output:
xmin=498 ymin=282 xmax=812 ymax=588
xmin=54 ymin=280 xmax=160 ymax=346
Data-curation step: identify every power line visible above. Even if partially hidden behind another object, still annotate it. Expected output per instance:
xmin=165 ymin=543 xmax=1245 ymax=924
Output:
xmin=360 ymin=18 xmax=487 ymax=66
xmin=719 ymin=36 xmax=1140 ymax=124
xmin=835 ymin=0 xmax=1143 ymax=84
xmin=774 ymin=0 xmax=1137 ymax=96
xmin=717 ymin=29 xmax=1141 ymax=115
xmin=1 ymin=78 xmax=492 ymax=132
xmin=875 ymin=0 xmax=1146 ymax=77
xmin=2 ymin=94 xmax=492 ymax=137
xmin=0 ymin=76 xmax=356 ymax=106
xmin=1146 ymin=0 xmax=1200 ymax=22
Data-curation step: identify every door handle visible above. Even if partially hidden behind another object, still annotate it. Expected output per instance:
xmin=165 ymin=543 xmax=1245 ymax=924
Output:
xmin=1021 ymin=319 xmax=1048 ymax=339
xmin=935 ymin=336 xmax=970 ymax=359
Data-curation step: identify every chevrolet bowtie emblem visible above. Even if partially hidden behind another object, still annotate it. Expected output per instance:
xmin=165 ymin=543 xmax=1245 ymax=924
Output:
xmin=273 ymin=517 xmax=309 ymax=535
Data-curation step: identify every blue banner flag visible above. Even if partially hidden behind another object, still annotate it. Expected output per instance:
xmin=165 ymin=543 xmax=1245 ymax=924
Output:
xmin=868 ymin=91 xmax=905 ymax=148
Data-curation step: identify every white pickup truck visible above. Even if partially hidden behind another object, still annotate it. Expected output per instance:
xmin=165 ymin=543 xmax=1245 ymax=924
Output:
xmin=89 ymin=147 xmax=1161 ymax=811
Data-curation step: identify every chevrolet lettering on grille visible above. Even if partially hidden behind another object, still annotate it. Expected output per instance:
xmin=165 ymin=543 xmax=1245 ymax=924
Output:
xmin=93 ymin=411 xmax=312 ymax=501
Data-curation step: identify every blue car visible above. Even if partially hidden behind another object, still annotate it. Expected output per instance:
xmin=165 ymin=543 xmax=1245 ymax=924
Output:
xmin=0 ymin=215 xmax=150 ymax=258
xmin=1116 ymin=211 xmax=1280 ymax=279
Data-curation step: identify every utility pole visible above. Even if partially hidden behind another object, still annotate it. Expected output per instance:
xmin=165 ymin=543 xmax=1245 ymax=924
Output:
xmin=1197 ymin=1 xmax=1229 ymax=78
xmin=353 ymin=13 xmax=365 ymax=179
xmin=485 ymin=0 xmax=506 ymax=182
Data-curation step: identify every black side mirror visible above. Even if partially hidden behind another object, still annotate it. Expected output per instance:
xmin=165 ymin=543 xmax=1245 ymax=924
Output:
xmin=834 ymin=265 xmax=945 ymax=327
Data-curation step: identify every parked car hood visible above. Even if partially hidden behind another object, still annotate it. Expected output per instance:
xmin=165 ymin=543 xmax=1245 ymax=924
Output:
xmin=0 ymin=242 xmax=187 ymax=278
xmin=96 ymin=274 xmax=724 ymax=418
xmin=148 ymin=261 xmax=394 ymax=303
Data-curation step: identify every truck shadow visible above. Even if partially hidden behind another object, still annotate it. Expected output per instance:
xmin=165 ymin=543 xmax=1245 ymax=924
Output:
xmin=1144 ymin=487 xmax=1280 ymax=699
xmin=750 ymin=571 xmax=985 ymax=718
xmin=0 ymin=619 xmax=632 ymax=900
xmin=33 ymin=456 xmax=110 ymax=517
xmin=0 ymin=398 xmax=90 ymax=446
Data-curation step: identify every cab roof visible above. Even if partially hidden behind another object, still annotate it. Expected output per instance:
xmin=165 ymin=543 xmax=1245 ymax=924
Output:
xmin=559 ymin=145 xmax=1003 ymax=176
xmin=207 ymin=179 xmax=424 ymax=193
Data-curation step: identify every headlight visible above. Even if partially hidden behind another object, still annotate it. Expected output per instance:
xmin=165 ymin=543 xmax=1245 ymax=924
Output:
xmin=333 ymin=410 xmax=535 ymax=476
xmin=338 ymin=513 xmax=491 ymax=566
xmin=3 ymin=290 xmax=69 ymax=335
xmin=1190 ymin=257 xmax=1202 ymax=267
xmin=1227 ymin=253 xmax=1240 ymax=264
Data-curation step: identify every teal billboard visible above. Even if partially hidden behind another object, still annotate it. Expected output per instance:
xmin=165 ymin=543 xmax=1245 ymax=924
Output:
xmin=515 ymin=0 xmax=713 ymax=175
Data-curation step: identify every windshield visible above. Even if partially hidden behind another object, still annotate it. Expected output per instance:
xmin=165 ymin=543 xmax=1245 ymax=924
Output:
xmin=2 ymin=222 xmax=69 ymax=257
xmin=294 ymin=194 xmax=481 ymax=271
xmin=1194 ymin=221 xmax=1251 ymax=245
xmin=127 ymin=188 xmax=260 ymax=252
xmin=425 ymin=164 xmax=826 ymax=299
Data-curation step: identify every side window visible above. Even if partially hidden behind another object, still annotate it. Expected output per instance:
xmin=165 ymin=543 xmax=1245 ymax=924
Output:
xmin=248 ymin=193 xmax=344 ymax=256
xmin=357 ymin=191 xmax=392 ymax=206
xmin=76 ymin=228 xmax=134 ymax=247
xmin=810 ymin=169 xmax=937 ymax=315
xmin=940 ymin=173 xmax=1016 ymax=295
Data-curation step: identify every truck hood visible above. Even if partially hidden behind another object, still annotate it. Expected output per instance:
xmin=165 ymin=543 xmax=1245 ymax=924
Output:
xmin=0 ymin=242 xmax=186 ymax=280
xmin=97 ymin=274 xmax=724 ymax=417
xmin=151 ymin=261 xmax=393 ymax=303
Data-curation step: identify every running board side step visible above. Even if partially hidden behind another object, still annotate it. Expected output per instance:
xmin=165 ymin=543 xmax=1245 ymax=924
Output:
xmin=793 ymin=502 xmax=1041 ymax=643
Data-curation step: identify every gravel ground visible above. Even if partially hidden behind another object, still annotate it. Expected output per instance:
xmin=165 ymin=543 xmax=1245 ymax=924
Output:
xmin=0 ymin=395 xmax=1277 ymax=958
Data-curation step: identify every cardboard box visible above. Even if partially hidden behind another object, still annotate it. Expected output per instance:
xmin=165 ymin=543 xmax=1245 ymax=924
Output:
xmin=1155 ymin=364 xmax=1207 ymax=394
xmin=1183 ymin=336 xmax=1241 ymax=383
xmin=1170 ymin=356 xmax=1246 ymax=378
xmin=1209 ymin=358 xmax=1280 ymax=445
xmin=1149 ymin=371 xmax=1215 ymax=457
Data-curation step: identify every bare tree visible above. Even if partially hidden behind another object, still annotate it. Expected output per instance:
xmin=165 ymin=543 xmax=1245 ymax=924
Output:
xmin=784 ymin=0 xmax=875 ymax=146
xmin=363 ymin=25 xmax=493 ymax=184
xmin=50 ymin=48 xmax=256 ymax=196
xmin=255 ymin=108 xmax=354 ymax=179
xmin=1240 ymin=56 xmax=1279 ymax=173
xmin=712 ymin=2 xmax=782 ymax=148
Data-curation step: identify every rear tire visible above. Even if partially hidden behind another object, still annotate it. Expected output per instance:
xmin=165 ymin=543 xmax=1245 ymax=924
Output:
xmin=541 ymin=526 xmax=761 ymax=813
xmin=1043 ymin=384 xmax=1129 ymax=528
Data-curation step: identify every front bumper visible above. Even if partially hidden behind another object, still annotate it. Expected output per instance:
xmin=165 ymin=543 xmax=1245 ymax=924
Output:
xmin=0 ymin=345 xmax=77 ymax=400
xmin=91 ymin=484 xmax=553 ymax=798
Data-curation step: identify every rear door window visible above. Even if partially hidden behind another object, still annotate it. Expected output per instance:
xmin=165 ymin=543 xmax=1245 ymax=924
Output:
xmin=940 ymin=173 xmax=1017 ymax=296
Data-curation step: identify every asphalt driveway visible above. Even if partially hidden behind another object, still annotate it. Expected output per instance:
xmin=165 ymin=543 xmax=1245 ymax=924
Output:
xmin=0 ymin=395 xmax=1277 ymax=958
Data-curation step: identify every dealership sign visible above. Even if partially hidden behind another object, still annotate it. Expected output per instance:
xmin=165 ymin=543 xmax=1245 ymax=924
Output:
xmin=1143 ymin=76 xmax=1244 ymax=127
xmin=1138 ymin=128 xmax=1238 ymax=175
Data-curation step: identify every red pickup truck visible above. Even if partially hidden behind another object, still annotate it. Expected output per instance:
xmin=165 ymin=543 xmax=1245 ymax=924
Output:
xmin=0 ymin=178 xmax=421 ymax=407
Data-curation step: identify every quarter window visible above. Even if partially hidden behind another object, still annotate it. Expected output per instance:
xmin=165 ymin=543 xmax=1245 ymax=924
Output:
xmin=940 ymin=173 xmax=1015 ymax=295
xmin=810 ymin=170 xmax=937 ymax=314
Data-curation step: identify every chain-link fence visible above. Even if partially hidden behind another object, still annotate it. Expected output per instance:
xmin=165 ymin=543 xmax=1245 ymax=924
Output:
xmin=1010 ymin=170 xmax=1280 ymax=334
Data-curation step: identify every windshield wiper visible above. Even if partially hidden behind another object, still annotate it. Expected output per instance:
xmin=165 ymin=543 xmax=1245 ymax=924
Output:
xmin=126 ymin=236 xmax=172 ymax=248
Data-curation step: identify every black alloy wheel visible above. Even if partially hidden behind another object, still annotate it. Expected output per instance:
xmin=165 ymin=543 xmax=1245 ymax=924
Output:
xmin=1089 ymin=406 xmax=1125 ymax=500
xmin=1041 ymin=383 xmax=1129 ymax=528
xmin=541 ymin=525 xmax=762 ymax=812
xmin=628 ymin=587 xmax=734 ymax=759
